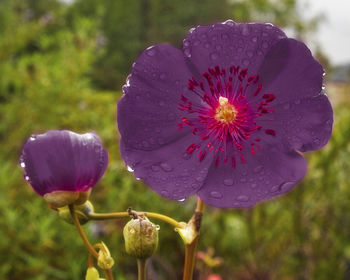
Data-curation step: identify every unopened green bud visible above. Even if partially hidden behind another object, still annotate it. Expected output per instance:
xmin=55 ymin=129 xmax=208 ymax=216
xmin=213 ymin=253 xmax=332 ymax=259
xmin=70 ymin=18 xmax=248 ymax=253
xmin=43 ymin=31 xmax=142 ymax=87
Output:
xmin=123 ymin=216 xmax=159 ymax=259
xmin=85 ymin=267 xmax=105 ymax=280
xmin=97 ymin=242 xmax=114 ymax=269
xmin=58 ymin=200 xmax=94 ymax=225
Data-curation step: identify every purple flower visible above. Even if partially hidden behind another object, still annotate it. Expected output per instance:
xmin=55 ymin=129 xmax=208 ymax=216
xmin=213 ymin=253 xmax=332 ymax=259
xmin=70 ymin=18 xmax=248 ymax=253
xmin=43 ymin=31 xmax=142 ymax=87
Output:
xmin=117 ymin=20 xmax=333 ymax=208
xmin=20 ymin=130 xmax=108 ymax=207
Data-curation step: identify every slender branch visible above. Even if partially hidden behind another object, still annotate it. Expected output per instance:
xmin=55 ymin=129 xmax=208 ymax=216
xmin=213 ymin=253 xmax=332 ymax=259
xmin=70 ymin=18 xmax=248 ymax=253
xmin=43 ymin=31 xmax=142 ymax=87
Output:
xmin=182 ymin=197 xmax=205 ymax=280
xmin=137 ymin=259 xmax=146 ymax=280
xmin=88 ymin=211 xmax=183 ymax=228
xmin=69 ymin=205 xmax=114 ymax=280
xmin=69 ymin=204 xmax=98 ymax=258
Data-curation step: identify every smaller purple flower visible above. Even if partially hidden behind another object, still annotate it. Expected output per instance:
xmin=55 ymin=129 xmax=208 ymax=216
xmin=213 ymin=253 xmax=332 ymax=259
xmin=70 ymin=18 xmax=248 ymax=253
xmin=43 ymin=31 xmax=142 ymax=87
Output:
xmin=20 ymin=130 xmax=108 ymax=207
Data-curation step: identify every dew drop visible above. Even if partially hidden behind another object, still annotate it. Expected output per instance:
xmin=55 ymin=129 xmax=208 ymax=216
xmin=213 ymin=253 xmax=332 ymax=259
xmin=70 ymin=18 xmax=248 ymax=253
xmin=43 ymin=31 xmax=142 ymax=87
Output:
xmin=157 ymin=137 xmax=165 ymax=145
xmin=224 ymin=19 xmax=235 ymax=26
xmin=204 ymin=42 xmax=210 ymax=49
xmin=251 ymin=36 xmax=258 ymax=43
xmin=270 ymin=185 xmax=279 ymax=193
xmin=184 ymin=48 xmax=191 ymax=57
xmin=178 ymin=198 xmax=186 ymax=202
xmin=242 ymin=59 xmax=249 ymax=66
xmin=241 ymin=26 xmax=250 ymax=36
xmin=237 ymin=195 xmax=249 ymax=202
xmin=253 ymin=165 xmax=263 ymax=173
xmin=155 ymin=225 xmax=160 ymax=231
xmin=160 ymin=162 xmax=173 ymax=172
xmin=146 ymin=47 xmax=155 ymax=56
xmin=183 ymin=40 xmax=190 ymax=47
xmin=142 ymin=140 xmax=149 ymax=148
xmin=29 ymin=135 xmax=36 ymax=141
xmin=223 ymin=179 xmax=234 ymax=186
xmin=136 ymin=177 xmax=141 ymax=181
xmin=280 ymin=181 xmax=294 ymax=191
xmin=160 ymin=190 xmax=169 ymax=196
xmin=210 ymin=52 xmax=218 ymax=60
xmin=262 ymin=42 xmax=269 ymax=49
xmin=25 ymin=175 xmax=30 ymax=181
xmin=283 ymin=103 xmax=290 ymax=110
xmin=127 ymin=165 xmax=134 ymax=172
xmin=20 ymin=162 xmax=25 ymax=168
xmin=210 ymin=191 xmax=223 ymax=199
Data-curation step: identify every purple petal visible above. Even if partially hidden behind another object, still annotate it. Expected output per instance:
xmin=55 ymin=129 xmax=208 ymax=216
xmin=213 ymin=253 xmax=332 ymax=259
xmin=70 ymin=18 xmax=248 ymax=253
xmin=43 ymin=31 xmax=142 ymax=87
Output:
xmin=183 ymin=20 xmax=286 ymax=77
xmin=253 ymin=38 xmax=324 ymax=103
xmin=117 ymin=44 xmax=193 ymax=151
xmin=120 ymin=134 xmax=213 ymax=201
xmin=197 ymin=143 xmax=307 ymax=208
xmin=20 ymin=130 xmax=108 ymax=196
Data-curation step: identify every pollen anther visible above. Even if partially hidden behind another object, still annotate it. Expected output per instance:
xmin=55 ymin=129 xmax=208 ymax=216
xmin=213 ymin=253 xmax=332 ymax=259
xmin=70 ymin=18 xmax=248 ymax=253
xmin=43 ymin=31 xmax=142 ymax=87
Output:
xmin=215 ymin=97 xmax=237 ymax=123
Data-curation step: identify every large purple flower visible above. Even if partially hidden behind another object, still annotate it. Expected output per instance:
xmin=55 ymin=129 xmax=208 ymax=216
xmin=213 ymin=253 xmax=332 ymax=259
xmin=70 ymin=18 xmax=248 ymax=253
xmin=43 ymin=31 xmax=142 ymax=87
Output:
xmin=20 ymin=130 xmax=108 ymax=207
xmin=117 ymin=20 xmax=333 ymax=208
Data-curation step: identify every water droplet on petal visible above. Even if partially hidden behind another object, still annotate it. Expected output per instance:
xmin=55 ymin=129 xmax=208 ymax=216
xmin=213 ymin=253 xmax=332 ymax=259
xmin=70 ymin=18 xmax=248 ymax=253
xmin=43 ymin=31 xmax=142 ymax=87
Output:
xmin=224 ymin=19 xmax=235 ymax=26
xmin=270 ymin=185 xmax=279 ymax=193
xmin=160 ymin=190 xmax=169 ymax=196
xmin=237 ymin=195 xmax=249 ymax=202
xmin=184 ymin=48 xmax=191 ymax=57
xmin=251 ymin=36 xmax=258 ymax=43
xmin=283 ymin=103 xmax=290 ymax=110
xmin=160 ymin=73 xmax=166 ymax=80
xmin=280 ymin=181 xmax=294 ymax=191
xmin=253 ymin=165 xmax=263 ymax=173
xmin=29 ymin=135 xmax=36 ymax=141
xmin=127 ymin=165 xmax=134 ymax=172
xmin=20 ymin=162 xmax=25 ymax=168
xmin=160 ymin=162 xmax=173 ymax=172
xmin=210 ymin=191 xmax=223 ymax=199
xmin=178 ymin=198 xmax=186 ymax=202
xmin=223 ymin=179 xmax=234 ymax=186
xmin=155 ymin=225 xmax=160 ymax=231
xmin=146 ymin=46 xmax=155 ymax=56
xmin=25 ymin=175 xmax=30 ymax=181
xmin=210 ymin=52 xmax=218 ymax=60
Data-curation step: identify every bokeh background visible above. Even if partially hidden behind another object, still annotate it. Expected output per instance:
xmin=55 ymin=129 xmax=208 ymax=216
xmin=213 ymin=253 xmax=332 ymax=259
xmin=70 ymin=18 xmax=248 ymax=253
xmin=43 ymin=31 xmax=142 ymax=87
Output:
xmin=1 ymin=0 xmax=350 ymax=279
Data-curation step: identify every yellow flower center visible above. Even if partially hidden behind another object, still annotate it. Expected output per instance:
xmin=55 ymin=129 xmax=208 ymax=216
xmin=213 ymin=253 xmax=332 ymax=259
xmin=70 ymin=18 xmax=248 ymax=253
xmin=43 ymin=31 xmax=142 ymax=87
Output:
xmin=215 ymin=97 xmax=237 ymax=123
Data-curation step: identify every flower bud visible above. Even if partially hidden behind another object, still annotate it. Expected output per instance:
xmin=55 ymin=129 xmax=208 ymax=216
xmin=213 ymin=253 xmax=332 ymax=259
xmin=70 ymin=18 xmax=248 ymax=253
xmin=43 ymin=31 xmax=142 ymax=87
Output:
xmin=123 ymin=216 xmax=159 ymax=259
xmin=97 ymin=242 xmax=114 ymax=269
xmin=58 ymin=200 xmax=94 ymax=225
xmin=85 ymin=267 xmax=105 ymax=280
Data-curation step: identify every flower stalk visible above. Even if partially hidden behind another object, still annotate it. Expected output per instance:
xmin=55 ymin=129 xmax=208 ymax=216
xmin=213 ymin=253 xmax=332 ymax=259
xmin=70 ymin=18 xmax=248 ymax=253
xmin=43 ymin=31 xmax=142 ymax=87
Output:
xmin=182 ymin=197 xmax=204 ymax=280
xmin=88 ymin=210 xmax=183 ymax=229
xmin=137 ymin=259 xmax=146 ymax=280
xmin=69 ymin=204 xmax=114 ymax=280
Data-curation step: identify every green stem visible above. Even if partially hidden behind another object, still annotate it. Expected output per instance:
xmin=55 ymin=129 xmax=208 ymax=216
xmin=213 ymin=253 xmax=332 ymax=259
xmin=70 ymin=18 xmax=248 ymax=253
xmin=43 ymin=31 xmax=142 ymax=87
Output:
xmin=69 ymin=204 xmax=98 ymax=258
xmin=88 ymin=211 xmax=183 ymax=228
xmin=137 ymin=259 xmax=146 ymax=280
xmin=69 ymin=205 xmax=114 ymax=280
xmin=182 ymin=197 xmax=204 ymax=280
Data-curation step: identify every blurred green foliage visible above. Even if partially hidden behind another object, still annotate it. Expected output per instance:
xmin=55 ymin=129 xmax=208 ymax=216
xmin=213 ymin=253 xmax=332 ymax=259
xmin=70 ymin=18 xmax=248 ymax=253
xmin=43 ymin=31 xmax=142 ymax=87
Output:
xmin=0 ymin=0 xmax=348 ymax=279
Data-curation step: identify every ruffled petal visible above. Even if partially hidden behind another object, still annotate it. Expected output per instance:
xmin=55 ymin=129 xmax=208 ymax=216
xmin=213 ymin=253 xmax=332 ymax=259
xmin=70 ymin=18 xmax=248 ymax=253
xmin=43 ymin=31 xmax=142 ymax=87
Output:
xmin=197 ymin=143 xmax=307 ymax=208
xmin=117 ymin=44 xmax=193 ymax=151
xmin=183 ymin=20 xmax=286 ymax=77
xmin=20 ymin=130 xmax=108 ymax=196
xmin=120 ymin=134 xmax=213 ymax=201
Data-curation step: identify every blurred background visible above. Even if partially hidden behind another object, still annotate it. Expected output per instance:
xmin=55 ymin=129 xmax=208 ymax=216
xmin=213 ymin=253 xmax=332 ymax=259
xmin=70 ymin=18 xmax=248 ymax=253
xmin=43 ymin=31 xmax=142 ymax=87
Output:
xmin=1 ymin=0 xmax=349 ymax=279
